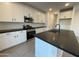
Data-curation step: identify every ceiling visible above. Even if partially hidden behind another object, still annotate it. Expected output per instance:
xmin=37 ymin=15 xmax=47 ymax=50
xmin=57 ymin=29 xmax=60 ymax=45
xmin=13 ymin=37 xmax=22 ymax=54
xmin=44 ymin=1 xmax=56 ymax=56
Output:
xmin=25 ymin=2 xmax=77 ymax=13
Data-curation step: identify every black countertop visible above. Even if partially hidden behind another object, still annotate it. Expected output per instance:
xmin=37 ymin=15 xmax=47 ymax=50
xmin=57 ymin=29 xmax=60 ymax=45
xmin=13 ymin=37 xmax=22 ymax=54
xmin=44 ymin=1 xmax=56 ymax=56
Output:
xmin=35 ymin=30 xmax=79 ymax=57
xmin=0 ymin=29 xmax=25 ymax=33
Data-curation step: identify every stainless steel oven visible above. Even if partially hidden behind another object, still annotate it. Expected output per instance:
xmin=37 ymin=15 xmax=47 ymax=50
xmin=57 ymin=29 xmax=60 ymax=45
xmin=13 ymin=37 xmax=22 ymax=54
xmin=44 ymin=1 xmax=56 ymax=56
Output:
xmin=27 ymin=29 xmax=36 ymax=40
xmin=23 ymin=25 xmax=36 ymax=40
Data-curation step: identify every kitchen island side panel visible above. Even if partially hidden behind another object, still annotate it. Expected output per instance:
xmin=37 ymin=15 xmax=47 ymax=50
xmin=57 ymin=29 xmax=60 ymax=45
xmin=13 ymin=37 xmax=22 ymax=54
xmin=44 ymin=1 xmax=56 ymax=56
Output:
xmin=35 ymin=37 xmax=58 ymax=57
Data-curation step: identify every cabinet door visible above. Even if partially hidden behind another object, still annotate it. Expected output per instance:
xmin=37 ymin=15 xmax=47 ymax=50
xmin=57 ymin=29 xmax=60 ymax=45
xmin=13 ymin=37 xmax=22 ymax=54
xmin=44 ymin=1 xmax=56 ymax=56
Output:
xmin=36 ymin=12 xmax=46 ymax=23
xmin=17 ymin=30 xmax=27 ymax=44
xmin=12 ymin=3 xmax=24 ymax=22
xmin=0 ymin=32 xmax=17 ymax=51
xmin=0 ymin=30 xmax=26 ymax=51
xmin=0 ymin=3 xmax=13 ymax=22
xmin=32 ymin=9 xmax=39 ymax=23
xmin=0 ymin=3 xmax=24 ymax=22
xmin=24 ymin=5 xmax=30 ymax=17
xmin=60 ymin=10 xmax=73 ymax=19
xmin=39 ymin=12 xmax=43 ymax=23
xmin=41 ymin=13 xmax=46 ymax=23
xmin=37 ymin=12 xmax=41 ymax=23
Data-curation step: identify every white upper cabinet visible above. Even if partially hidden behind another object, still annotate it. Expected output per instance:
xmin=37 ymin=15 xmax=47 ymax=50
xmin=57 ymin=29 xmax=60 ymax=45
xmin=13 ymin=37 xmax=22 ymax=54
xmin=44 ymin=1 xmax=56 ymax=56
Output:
xmin=34 ymin=10 xmax=40 ymax=23
xmin=32 ymin=10 xmax=46 ymax=23
xmin=59 ymin=10 xmax=73 ymax=19
xmin=40 ymin=13 xmax=46 ymax=23
xmin=24 ymin=5 xmax=46 ymax=23
xmin=0 ymin=3 xmax=24 ymax=22
xmin=12 ymin=3 xmax=24 ymax=22
xmin=59 ymin=7 xmax=73 ymax=19
xmin=0 ymin=2 xmax=46 ymax=23
xmin=0 ymin=3 xmax=13 ymax=22
xmin=24 ymin=5 xmax=30 ymax=17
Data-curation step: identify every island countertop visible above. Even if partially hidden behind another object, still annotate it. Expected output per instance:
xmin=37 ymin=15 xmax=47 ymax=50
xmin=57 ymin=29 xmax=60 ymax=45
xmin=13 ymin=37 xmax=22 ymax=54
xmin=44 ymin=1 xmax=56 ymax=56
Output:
xmin=35 ymin=30 xmax=79 ymax=57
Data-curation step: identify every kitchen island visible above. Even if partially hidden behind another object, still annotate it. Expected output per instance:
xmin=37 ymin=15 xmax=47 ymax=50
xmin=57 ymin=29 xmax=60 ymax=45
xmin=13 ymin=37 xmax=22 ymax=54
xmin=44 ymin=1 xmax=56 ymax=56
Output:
xmin=35 ymin=30 xmax=79 ymax=57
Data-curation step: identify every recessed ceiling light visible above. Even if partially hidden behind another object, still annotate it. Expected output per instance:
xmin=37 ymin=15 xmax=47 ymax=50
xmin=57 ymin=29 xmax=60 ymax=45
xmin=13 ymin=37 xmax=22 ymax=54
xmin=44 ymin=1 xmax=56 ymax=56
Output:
xmin=65 ymin=3 xmax=70 ymax=7
xmin=49 ymin=8 xmax=52 ymax=11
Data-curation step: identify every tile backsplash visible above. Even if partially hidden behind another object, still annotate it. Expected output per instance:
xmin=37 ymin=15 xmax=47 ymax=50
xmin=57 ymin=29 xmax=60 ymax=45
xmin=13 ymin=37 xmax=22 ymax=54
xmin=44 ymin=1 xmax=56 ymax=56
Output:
xmin=0 ymin=22 xmax=46 ymax=30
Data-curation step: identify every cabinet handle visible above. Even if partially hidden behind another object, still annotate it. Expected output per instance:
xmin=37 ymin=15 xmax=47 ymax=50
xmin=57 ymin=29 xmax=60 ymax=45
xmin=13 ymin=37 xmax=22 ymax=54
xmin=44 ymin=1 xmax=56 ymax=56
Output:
xmin=14 ymin=18 xmax=16 ymax=22
xmin=14 ymin=36 xmax=16 ymax=38
xmin=14 ymin=36 xmax=17 ymax=38
xmin=12 ymin=18 xmax=16 ymax=22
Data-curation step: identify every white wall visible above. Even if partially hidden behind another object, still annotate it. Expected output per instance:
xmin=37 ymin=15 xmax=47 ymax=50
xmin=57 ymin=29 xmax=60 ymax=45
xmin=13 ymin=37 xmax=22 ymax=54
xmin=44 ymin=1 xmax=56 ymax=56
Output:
xmin=71 ymin=5 xmax=79 ymax=42
xmin=46 ymin=11 xmax=57 ymax=30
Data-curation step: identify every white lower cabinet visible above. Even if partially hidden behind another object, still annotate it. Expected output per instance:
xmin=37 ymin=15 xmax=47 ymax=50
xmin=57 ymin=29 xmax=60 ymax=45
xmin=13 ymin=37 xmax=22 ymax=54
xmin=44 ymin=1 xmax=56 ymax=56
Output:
xmin=16 ymin=30 xmax=27 ymax=44
xmin=0 ymin=30 xmax=27 ymax=51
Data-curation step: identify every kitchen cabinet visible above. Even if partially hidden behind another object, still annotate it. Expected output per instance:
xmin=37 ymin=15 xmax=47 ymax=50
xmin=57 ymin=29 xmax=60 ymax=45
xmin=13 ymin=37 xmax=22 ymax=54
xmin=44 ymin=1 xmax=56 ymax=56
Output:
xmin=0 ymin=30 xmax=27 ymax=51
xmin=24 ymin=6 xmax=39 ymax=23
xmin=59 ymin=10 xmax=73 ymax=19
xmin=30 ymin=8 xmax=37 ymax=23
xmin=24 ymin=6 xmax=46 ymax=23
xmin=0 ymin=3 xmax=46 ymax=23
xmin=24 ymin=5 xmax=30 ymax=17
xmin=29 ymin=9 xmax=41 ymax=23
xmin=37 ymin=12 xmax=43 ymax=23
xmin=0 ymin=3 xmax=13 ymax=22
xmin=12 ymin=3 xmax=24 ymax=22
xmin=0 ymin=2 xmax=46 ymax=23
xmin=17 ymin=30 xmax=27 ymax=44
xmin=41 ymin=13 xmax=46 ymax=23
xmin=0 ymin=3 xmax=24 ymax=22
xmin=35 ymin=11 xmax=46 ymax=23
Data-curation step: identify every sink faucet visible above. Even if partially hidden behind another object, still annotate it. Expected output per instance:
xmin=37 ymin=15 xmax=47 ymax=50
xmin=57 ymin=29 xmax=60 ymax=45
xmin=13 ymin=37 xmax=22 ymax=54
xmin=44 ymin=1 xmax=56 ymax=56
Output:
xmin=55 ymin=24 xmax=60 ymax=33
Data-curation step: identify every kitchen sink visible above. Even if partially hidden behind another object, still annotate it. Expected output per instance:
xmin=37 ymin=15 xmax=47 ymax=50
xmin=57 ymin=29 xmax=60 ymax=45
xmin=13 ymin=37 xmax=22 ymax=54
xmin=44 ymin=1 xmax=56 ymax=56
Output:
xmin=49 ymin=29 xmax=60 ymax=33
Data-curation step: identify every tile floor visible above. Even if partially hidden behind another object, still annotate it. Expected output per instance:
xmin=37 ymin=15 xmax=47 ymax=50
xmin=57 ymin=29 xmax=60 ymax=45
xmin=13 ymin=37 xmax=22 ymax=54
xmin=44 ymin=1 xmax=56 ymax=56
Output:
xmin=0 ymin=38 xmax=35 ymax=57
